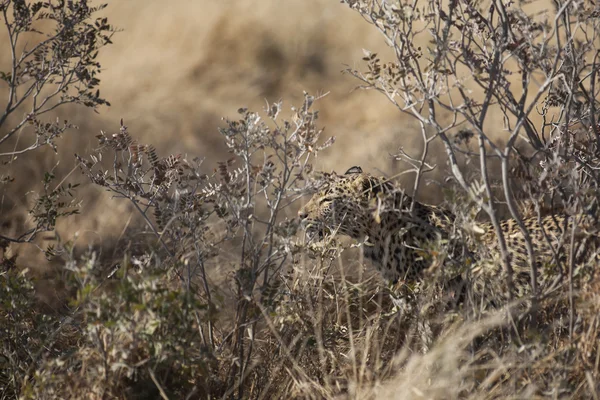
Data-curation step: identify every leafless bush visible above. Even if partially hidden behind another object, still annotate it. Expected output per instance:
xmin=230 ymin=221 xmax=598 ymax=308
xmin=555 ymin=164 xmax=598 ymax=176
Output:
xmin=41 ymin=94 xmax=339 ymax=398
xmin=338 ymin=0 xmax=600 ymax=396
xmin=342 ymin=0 xmax=600 ymax=302
xmin=0 ymin=0 xmax=113 ymax=245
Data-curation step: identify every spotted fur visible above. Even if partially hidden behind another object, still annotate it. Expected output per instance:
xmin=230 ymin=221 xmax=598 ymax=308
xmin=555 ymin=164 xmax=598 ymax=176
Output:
xmin=299 ymin=167 xmax=600 ymax=285
xmin=298 ymin=166 xmax=454 ymax=282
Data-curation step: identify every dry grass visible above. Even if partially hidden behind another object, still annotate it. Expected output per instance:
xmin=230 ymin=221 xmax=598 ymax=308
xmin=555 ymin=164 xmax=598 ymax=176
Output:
xmin=2 ymin=0 xmax=600 ymax=398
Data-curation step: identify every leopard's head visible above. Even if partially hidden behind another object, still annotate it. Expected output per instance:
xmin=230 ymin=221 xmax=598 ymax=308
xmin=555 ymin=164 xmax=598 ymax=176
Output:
xmin=298 ymin=166 xmax=395 ymax=240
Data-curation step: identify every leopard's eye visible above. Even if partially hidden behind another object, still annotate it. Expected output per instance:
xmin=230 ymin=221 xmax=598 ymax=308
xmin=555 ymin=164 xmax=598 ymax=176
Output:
xmin=319 ymin=197 xmax=331 ymax=205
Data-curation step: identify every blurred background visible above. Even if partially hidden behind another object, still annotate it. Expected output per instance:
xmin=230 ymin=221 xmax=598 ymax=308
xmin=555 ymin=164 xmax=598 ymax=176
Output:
xmin=0 ymin=0 xmax=468 ymax=273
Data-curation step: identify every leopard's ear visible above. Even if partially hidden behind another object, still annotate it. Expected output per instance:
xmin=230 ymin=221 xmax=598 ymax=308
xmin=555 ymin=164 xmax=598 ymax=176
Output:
xmin=344 ymin=166 xmax=363 ymax=175
xmin=352 ymin=175 xmax=393 ymax=197
xmin=367 ymin=177 xmax=394 ymax=195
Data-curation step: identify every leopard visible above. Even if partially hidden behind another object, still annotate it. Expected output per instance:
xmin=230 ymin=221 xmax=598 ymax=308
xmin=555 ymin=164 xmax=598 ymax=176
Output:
xmin=298 ymin=166 xmax=455 ymax=283
xmin=298 ymin=166 xmax=600 ymax=288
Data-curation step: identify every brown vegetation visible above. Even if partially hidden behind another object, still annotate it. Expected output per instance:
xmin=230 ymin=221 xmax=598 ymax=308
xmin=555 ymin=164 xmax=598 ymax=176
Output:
xmin=1 ymin=0 xmax=600 ymax=399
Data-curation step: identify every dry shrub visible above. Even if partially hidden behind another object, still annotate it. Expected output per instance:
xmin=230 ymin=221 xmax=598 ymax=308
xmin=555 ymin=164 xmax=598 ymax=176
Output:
xmin=0 ymin=0 xmax=443 ymax=254
xmin=2 ymin=0 xmax=600 ymax=399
